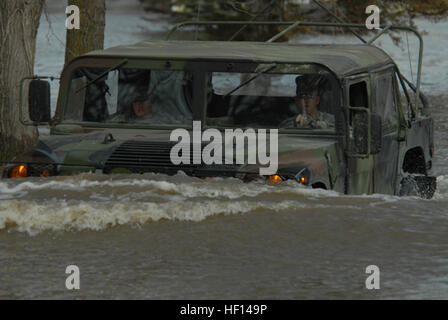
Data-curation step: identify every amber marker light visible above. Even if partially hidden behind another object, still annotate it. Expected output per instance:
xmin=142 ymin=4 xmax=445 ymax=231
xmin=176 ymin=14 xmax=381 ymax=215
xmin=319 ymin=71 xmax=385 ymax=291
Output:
xmin=268 ymin=174 xmax=283 ymax=183
xmin=40 ymin=170 xmax=50 ymax=177
xmin=11 ymin=165 xmax=28 ymax=178
xmin=299 ymin=176 xmax=307 ymax=184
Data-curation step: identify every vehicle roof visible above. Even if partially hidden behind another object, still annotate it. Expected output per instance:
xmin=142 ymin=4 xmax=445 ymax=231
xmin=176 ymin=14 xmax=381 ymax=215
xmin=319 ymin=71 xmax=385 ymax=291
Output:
xmin=85 ymin=40 xmax=395 ymax=77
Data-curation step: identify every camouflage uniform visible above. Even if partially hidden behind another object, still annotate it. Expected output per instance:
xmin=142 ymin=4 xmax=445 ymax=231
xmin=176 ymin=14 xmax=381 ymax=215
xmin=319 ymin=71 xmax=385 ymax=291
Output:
xmin=297 ymin=111 xmax=335 ymax=129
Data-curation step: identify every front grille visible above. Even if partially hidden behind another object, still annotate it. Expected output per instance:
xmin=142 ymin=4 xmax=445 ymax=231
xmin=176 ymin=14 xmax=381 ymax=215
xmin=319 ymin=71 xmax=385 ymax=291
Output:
xmin=103 ymin=140 xmax=238 ymax=177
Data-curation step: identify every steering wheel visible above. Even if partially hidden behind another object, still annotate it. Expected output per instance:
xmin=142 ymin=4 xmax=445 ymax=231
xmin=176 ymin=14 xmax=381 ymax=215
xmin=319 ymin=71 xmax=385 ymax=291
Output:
xmin=278 ymin=116 xmax=298 ymax=128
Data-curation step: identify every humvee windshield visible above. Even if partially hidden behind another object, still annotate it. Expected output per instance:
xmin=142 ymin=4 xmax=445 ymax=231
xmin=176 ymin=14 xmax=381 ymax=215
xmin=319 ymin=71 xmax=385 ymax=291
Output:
xmin=65 ymin=67 xmax=193 ymax=126
xmin=207 ymin=70 xmax=338 ymax=130
xmin=64 ymin=63 xmax=339 ymax=130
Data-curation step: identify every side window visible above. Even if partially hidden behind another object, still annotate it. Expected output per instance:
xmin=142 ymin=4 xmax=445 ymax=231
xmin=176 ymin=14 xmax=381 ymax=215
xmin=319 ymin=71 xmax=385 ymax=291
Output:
xmin=348 ymin=80 xmax=368 ymax=125
xmin=349 ymin=81 xmax=368 ymax=108
xmin=375 ymin=73 xmax=398 ymax=128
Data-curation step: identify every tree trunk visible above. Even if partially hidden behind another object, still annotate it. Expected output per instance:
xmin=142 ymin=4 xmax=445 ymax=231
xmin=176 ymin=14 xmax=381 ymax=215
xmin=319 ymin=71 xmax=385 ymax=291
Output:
xmin=0 ymin=0 xmax=44 ymax=162
xmin=64 ymin=0 xmax=105 ymax=66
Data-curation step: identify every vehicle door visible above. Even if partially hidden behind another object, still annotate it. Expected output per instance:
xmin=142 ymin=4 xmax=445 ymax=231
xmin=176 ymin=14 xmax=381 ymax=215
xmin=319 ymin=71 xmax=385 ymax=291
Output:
xmin=372 ymin=68 xmax=400 ymax=195
xmin=345 ymin=75 xmax=374 ymax=195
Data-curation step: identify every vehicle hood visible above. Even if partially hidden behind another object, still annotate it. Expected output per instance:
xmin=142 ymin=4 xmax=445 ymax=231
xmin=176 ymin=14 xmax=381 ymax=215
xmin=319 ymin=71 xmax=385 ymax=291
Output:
xmin=37 ymin=127 xmax=338 ymax=178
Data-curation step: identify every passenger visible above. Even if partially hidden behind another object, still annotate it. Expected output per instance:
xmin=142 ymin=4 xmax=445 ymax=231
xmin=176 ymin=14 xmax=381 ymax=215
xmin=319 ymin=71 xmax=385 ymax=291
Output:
xmin=295 ymin=74 xmax=334 ymax=129
xmin=129 ymin=94 xmax=152 ymax=121
xmin=108 ymin=90 xmax=152 ymax=123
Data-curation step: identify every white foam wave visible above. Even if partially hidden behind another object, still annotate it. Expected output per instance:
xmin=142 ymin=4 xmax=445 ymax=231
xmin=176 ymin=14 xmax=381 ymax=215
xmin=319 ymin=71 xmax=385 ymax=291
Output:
xmin=432 ymin=175 xmax=448 ymax=200
xmin=0 ymin=175 xmax=341 ymax=201
xmin=2 ymin=173 xmax=447 ymax=235
xmin=0 ymin=199 xmax=311 ymax=235
xmin=4 ymin=173 xmax=448 ymax=205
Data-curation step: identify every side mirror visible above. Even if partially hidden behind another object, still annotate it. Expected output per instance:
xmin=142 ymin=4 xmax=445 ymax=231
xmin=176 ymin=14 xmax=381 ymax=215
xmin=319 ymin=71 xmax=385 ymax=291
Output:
xmin=352 ymin=111 xmax=382 ymax=155
xmin=29 ymin=79 xmax=51 ymax=123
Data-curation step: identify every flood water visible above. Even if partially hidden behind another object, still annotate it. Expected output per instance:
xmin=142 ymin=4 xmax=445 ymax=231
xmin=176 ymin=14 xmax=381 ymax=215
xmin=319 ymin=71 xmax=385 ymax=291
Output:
xmin=0 ymin=1 xmax=447 ymax=299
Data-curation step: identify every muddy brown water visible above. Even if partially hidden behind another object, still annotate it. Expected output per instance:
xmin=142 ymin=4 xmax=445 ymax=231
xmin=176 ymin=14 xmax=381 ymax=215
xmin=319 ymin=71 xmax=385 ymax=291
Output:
xmin=1 ymin=96 xmax=447 ymax=299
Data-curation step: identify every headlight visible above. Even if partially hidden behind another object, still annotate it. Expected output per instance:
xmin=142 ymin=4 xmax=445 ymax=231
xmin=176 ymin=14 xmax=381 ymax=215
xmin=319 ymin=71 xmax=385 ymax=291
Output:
xmin=3 ymin=147 xmax=58 ymax=179
xmin=11 ymin=165 xmax=28 ymax=178
xmin=266 ymin=168 xmax=311 ymax=185
xmin=6 ymin=163 xmax=55 ymax=178
xmin=40 ymin=169 xmax=51 ymax=177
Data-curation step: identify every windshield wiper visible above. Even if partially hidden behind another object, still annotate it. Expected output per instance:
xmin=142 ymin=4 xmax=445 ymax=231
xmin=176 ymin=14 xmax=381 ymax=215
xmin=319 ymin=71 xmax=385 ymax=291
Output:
xmin=75 ymin=59 xmax=128 ymax=93
xmin=223 ymin=63 xmax=277 ymax=98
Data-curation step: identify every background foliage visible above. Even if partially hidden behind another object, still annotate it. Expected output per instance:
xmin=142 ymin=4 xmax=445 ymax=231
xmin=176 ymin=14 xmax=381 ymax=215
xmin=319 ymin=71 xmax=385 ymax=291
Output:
xmin=139 ymin=0 xmax=448 ymax=41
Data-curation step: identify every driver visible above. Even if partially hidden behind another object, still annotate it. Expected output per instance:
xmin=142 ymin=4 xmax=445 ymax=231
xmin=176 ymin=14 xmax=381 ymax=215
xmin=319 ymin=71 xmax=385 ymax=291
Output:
xmin=294 ymin=74 xmax=334 ymax=129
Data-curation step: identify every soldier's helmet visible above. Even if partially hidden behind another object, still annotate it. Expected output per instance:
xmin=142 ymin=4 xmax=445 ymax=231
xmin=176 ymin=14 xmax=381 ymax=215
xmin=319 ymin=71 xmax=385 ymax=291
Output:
xmin=295 ymin=74 xmax=327 ymax=98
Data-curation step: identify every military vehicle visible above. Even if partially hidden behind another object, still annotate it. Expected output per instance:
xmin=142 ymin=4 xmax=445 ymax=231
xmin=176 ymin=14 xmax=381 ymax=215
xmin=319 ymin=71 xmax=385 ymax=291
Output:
xmin=2 ymin=21 xmax=436 ymax=198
